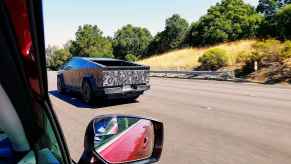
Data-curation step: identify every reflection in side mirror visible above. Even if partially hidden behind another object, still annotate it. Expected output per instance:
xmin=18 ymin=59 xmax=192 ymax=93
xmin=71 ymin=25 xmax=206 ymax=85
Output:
xmin=80 ymin=115 xmax=163 ymax=164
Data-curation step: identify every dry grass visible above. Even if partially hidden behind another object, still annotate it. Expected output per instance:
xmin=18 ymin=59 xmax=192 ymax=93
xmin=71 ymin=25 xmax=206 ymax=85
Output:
xmin=138 ymin=40 xmax=256 ymax=70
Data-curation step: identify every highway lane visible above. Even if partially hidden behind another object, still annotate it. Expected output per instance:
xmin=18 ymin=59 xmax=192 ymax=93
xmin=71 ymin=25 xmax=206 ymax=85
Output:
xmin=47 ymin=71 xmax=291 ymax=164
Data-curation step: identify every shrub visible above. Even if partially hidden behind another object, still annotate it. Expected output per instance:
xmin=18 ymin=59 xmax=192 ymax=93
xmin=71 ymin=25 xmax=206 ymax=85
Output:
xmin=249 ymin=39 xmax=284 ymax=67
xmin=47 ymin=48 xmax=72 ymax=71
xmin=236 ymin=51 xmax=254 ymax=63
xmin=280 ymin=40 xmax=291 ymax=60
xmin=235 ymin=39 xmax=291 ymax=76
xmin=125 ymin=54 xmax=138 ymax=62
xmin=236 ymin=51 xmax=258 ymax=76
xmin=198 ymin=48 xmax=228 ymax=70
xmin=250 ymin=39 xmax=291 ymax=64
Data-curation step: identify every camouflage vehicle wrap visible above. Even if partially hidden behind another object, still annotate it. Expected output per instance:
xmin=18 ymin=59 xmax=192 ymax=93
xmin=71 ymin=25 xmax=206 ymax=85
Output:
xmin=103 ymin=70 xmax=149 ymax=87
xmin=57 ymin=57 xmax=150 ymax=101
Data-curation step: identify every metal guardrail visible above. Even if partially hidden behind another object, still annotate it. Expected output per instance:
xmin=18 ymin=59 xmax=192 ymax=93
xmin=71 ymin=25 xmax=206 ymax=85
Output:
xmin=150 ymin=70 xmax=236 ymax=80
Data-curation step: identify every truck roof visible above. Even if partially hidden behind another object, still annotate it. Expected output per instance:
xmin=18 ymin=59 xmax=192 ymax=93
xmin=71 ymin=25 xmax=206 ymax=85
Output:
xmin=69 ymin=56 xmax=149 ymax=69
xmin=72 ymin=57 xmax=121 ymax=62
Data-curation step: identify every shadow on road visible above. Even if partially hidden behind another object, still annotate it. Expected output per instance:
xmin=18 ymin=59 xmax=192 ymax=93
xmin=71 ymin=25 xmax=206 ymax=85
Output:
xmin=49 ymin=90 xmax=138 ymax=109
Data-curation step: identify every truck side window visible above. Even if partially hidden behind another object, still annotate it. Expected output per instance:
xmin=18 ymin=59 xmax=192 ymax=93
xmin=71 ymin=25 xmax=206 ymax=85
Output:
xmin=63 ymin=65 xmax=72 ymax=70
xmin=63 ymin=59 xmax=73 ymax=70
xmin=69 ymin=58 xmax=78 ymax=70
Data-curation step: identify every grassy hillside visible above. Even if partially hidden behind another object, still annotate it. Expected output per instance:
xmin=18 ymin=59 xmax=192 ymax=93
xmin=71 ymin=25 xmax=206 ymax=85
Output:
xmin=138 ymin=40 xmax=256 ymax=70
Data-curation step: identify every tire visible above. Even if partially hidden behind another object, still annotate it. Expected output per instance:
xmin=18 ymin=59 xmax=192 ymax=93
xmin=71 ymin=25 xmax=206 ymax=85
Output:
xmin=81 ymin=80 xmax=94 ymax=104
xmin=126 ymin=94 xmax=140 ymax=102
xmin=57 ymin=76 xmax=65 ymax=93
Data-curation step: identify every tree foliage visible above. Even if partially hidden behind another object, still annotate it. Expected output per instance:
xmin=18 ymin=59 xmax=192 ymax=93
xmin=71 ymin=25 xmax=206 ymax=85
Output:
xmin=125 ymin=54 xmax=138 ymax=62
xmin=237 ymin=39 xmax=291 ymax=67
xmin=164 ymin=14 xmax=189 ymax=49
xmin=275 ymin=4 xmax=291 ymax=39
xmin=185 ymin=0 xmax=262 ymax=46
xmin=257 ymin=0 xmax=280 ymax=17
xmin=45 ymin=45 xmax=58 ymax=61
xmin=113 ymin=24 xmax=152 ymax=59
xmin=47 ymin=48 xmax=72 ymax=70
xmin=69 ymin=24 xmax=113 ymax=58
xmin=257 ymin=0 xmax=291 ymax=17
xmin=146 ymin=14 xmax=189 ymax=55
xmin=256 ymin=0 xmax=291 ymax=38
xmin=46 ymin=0 xmax=291 ymax=65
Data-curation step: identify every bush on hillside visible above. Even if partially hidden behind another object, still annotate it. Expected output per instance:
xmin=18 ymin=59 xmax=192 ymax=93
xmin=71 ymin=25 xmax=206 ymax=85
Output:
xmin=47 ymin=48 xmax=72 ymax=71
xmin=235 ymin=51 xmax=258 ymax=76
xmin=251 ymin=39 xmax=291 ymax=65
xmin=235 ymin=39 xmax=291 ymax=77
xmin=236 ymin=51 xmax=254 ymax=64
xmin=252 ymin=39 xmax=282 ymax=63
xmin=237 ymin=40 xmax=291 ymax=65
xmin=198 ymin=48 xmax=228 ymax=70
xmin=125 ymin=54 xmax=138 ymax=62
xmin=280 ymin=41 xmax=291 ymax=59
xmin=235 ymin=40 xmax=281 ymax=74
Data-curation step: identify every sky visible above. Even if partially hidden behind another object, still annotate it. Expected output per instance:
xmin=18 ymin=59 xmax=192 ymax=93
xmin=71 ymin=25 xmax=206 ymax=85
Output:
xmin=43 ymin=0 xmax=258 ymax=47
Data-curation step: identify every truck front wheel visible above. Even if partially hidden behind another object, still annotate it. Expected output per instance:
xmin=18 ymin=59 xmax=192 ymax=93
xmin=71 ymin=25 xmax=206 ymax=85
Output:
xmin=57 ymin=76 xmax=66 ymax=94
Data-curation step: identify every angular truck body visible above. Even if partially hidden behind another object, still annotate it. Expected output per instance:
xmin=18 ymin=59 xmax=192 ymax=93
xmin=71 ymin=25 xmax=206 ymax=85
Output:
xmin=57 ymin=57 xmax=150 ymax=103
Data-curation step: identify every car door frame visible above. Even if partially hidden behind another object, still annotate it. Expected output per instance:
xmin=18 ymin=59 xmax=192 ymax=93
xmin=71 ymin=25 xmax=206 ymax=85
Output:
xmin=18 ymin=0 xmax=72 ymax=163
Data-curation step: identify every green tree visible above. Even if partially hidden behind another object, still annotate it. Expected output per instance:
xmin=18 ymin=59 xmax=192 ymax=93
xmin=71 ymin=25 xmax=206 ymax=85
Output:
xmin=45 ymin=45 xmax=58 ymax=62
xmin=125 ymin=54 xmax=138 ymax=62
xmin=275 ymin=4 xmax=291 ymax=39
xmin=113 ymin=24 xmax=152 ymax=59
xmin=256 ymin=0 xmax=291 ymax=38
xmin=47 ymin=48 xmax=72 ymax=70
xmin=257 ymin=0 xmax=279 ymax=17
xmin=69 ymin=24 xmax=113 ymax=58
xmin=146 ymin=14 xmax=189 ymax=55
xmin=164 ymin=14 xmax=189 ymax=49
xmin=257 ymin=0 xmax=291 ymax=17
xmin=278 ymin=0 xmax=291 ymax=6
xmin=185 ymin=0 xmax=262 ymax=46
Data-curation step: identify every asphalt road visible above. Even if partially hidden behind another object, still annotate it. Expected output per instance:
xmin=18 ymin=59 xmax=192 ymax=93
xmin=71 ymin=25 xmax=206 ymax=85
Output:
xmin=48 ymin=71 xmax=291 ymax=164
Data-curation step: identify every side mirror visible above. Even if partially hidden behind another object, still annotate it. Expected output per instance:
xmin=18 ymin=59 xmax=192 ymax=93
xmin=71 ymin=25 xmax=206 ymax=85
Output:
xmin=79 ymin=115 xmax=164 ymax=164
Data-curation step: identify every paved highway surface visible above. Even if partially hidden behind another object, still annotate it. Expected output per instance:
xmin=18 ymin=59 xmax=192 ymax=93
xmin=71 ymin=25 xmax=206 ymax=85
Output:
xmin=48 ymin=71 xmax=291 ymax=164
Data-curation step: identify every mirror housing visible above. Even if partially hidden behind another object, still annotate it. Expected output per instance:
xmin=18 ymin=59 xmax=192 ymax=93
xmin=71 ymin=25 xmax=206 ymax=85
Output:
xmin=79 ymin=115 xmax=163 ymax=164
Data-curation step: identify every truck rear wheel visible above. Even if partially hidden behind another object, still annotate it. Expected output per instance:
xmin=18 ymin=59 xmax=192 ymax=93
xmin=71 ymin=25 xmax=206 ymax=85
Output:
xmin=81 ymin=80 xmax=94 ymax=104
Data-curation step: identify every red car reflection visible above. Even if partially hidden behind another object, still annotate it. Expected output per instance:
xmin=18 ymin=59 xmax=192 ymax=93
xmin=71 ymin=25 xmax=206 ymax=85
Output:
xmin=96 ymin=120 xmax=154 ymax=163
